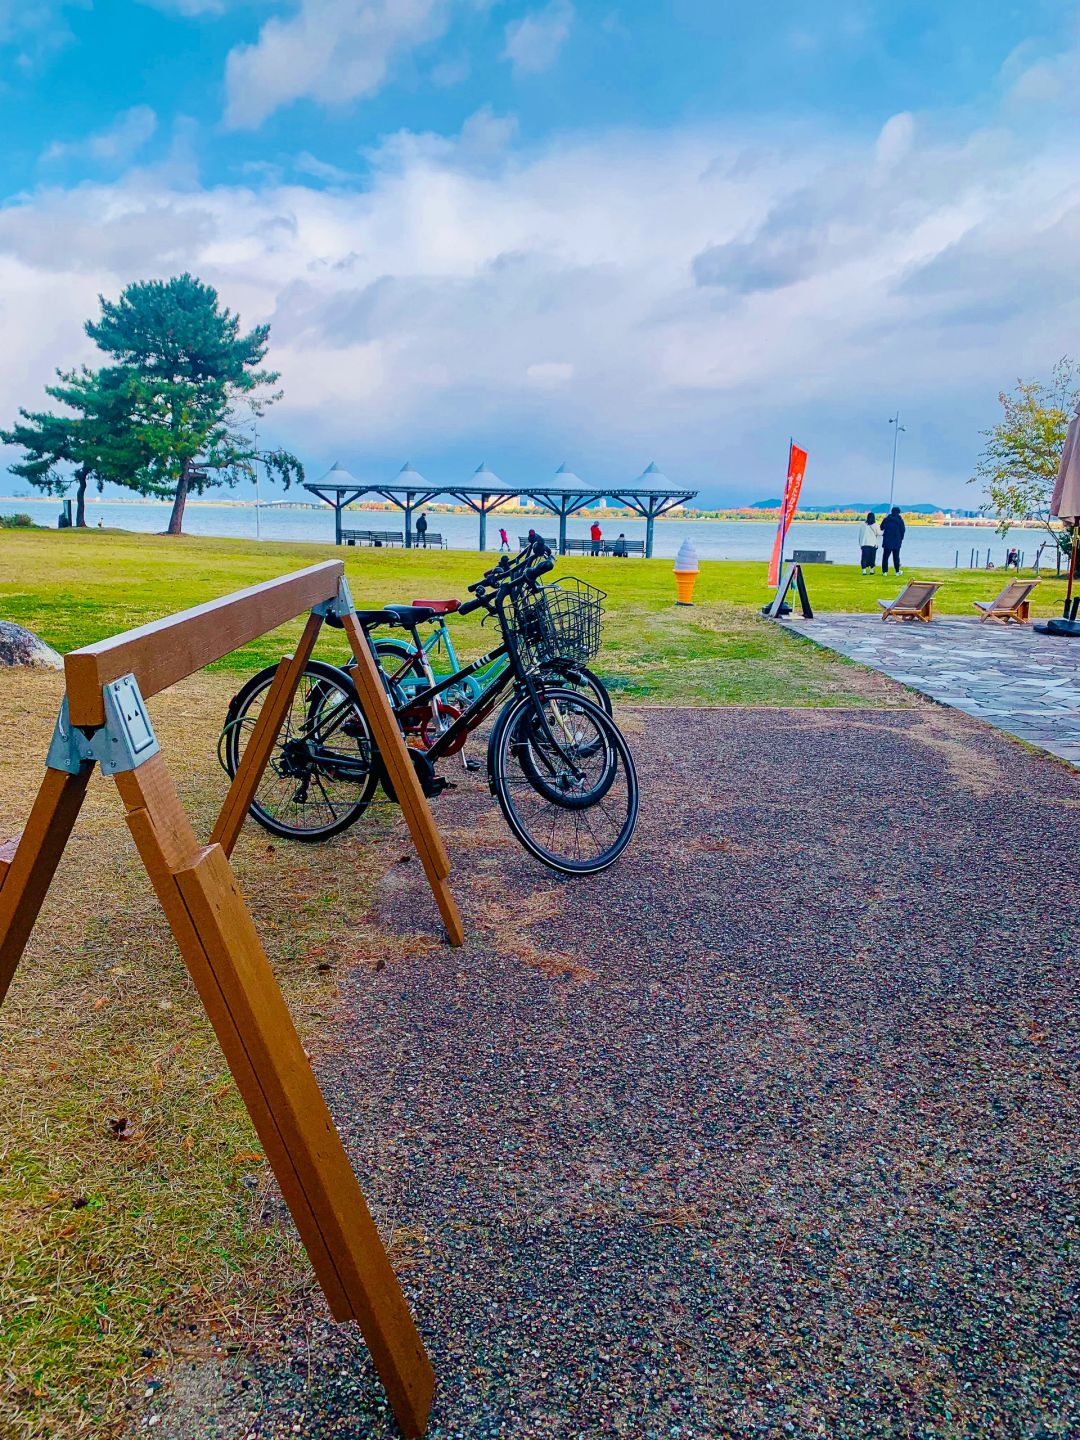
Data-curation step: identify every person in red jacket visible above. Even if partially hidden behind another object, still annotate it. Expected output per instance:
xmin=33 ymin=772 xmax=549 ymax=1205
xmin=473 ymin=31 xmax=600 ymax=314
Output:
xmin=590 ymin=520 xmax=602 ymax=556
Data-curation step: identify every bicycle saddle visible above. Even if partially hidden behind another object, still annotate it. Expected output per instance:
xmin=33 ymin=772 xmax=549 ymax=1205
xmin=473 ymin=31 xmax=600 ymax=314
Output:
xmin=352 ymin=607 xmax=404 ymax=628
xmin=410 ymin=598 xmax=460 ymax=614
xmin=384 ymin=604 xmax=438 ymax=626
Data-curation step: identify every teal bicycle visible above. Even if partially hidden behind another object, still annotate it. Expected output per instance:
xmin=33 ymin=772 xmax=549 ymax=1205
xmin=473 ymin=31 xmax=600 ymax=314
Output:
xmin=369 ymin=590 xmax=611 ymax=753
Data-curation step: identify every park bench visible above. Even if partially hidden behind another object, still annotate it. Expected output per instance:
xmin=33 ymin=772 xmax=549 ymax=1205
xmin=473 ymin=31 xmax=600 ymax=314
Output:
xmin=414 ymin=532 xmax=447 ymax=549
xmin=610 ymin=539 xmax=645 ymax=557
xmin=518 ymin=534 xmax=558 ymax=552
xmin=341 ymin=529 xmax=404 ymax=547
xmin=878 ymin=580 xmax=941 ymax=622
xmin=563 ymin=538 xmax=605 ymax=555
xmin=791 ymin=548 xmax=831 ymax=564
xmin=972 ymin=579 xmax=1038 ymax=624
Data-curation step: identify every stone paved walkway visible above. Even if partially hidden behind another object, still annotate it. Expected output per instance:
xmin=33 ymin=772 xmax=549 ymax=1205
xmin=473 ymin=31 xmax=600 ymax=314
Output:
xmin=788 ymin=613 xmax=1080 ymax=765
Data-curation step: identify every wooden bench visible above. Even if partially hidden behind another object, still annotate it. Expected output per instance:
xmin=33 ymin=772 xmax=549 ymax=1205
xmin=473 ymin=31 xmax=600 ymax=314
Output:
xmin=878 ymin=580 xmax=941 ymax=622
xmin=791 ymin=549 xmax=831 ymax=564
xmin=414 ymin=532 xmax=447 ymax=549
xmin=518 ymin=534 xmax=558 ymax=552
xmin=564 ymin=538 xmax=604 ymax=555
xmin=973 ymin=579 xmax=1038 ymax=624
xmin=611 ymin=539 xmax=645 ymax=557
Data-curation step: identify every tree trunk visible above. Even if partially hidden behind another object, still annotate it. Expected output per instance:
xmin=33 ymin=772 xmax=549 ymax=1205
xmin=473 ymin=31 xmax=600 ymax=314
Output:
xmin=167 ymin=462 xmax=191 ymax=536
xmin=75 ymin=468 xmax=89 ymax=528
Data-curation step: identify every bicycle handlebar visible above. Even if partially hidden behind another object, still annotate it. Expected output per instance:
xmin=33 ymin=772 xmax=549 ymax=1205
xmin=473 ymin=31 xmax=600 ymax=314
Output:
xmin=458 ymin=549 xmax=554 ymax=616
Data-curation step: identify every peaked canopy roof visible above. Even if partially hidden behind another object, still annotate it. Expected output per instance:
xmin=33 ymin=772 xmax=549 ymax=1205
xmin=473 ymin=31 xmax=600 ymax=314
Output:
xmin=313 ymin=460 xmax=362 ymax=488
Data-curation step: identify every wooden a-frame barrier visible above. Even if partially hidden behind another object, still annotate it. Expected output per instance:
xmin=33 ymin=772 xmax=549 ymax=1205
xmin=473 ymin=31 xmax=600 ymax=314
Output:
xmin=0 ymin=559 xmax=464 ymax=1438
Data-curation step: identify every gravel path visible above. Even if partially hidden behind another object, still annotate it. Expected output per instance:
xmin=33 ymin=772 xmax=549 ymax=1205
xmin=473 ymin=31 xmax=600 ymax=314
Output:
xmin=149 ymin=705 xmax=1079 ymax=1440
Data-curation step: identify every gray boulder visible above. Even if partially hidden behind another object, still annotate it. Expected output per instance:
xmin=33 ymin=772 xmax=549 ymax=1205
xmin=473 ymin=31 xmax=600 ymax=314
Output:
xmin=0 ymin=622 xmax=63 ymax=669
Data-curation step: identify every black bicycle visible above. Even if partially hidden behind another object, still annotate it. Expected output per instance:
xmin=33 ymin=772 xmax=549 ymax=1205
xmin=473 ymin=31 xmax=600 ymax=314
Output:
xmin=220 ymin=542 xmax=638 ymax=874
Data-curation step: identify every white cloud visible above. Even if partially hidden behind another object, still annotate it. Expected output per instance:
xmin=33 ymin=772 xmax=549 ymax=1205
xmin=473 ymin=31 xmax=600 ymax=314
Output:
xmin=42 ymin=106 xmax=158 ymax=166
xmin=503 ymin=0 xmax=573 ymax=75
xmin=873 ymin=112 xmax=914 ymax=174
xmin=3 ymin=111 xmax=1080 ymax=502
xmin=224 ymin=0 xmax=450 ymax=130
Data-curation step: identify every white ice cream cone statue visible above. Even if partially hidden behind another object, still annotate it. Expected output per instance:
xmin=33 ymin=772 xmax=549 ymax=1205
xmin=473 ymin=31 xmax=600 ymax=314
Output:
xmin=674 ymin=539 xmax=699 ymax=605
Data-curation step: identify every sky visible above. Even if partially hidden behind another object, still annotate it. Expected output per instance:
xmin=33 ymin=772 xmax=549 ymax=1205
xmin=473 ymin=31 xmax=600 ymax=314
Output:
xmin=1 ymin=0 xmax=1079 ymax=507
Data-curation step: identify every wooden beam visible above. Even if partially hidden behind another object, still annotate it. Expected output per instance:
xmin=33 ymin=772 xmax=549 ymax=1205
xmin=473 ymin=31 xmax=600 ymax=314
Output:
xmin=65 ymin=562 xmax=343 ymax=727
xmin=210 ymin=611 xmax=325 ymax=858
xmin=340 ymin=612 xmax=464 ymax=947
xmin=0 ymin=764 xmax=93 ymax=1007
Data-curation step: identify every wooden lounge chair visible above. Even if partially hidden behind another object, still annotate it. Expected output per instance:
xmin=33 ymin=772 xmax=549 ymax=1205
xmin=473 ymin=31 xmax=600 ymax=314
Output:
xmin=972 ymin=579 xmax=1038 ymax=624
xmin=877 ymin=580 xmax=941 ymax=622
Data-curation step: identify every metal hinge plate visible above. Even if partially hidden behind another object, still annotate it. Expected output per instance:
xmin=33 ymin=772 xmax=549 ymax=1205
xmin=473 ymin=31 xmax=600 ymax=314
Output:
xmin=46 ymin=674 xmax=161 ymax=776
xmin=312 ymin=574 xmax=355 ymax=626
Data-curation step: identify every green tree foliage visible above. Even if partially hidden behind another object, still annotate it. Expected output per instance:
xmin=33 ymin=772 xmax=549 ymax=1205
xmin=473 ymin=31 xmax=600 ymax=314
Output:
xmin=1 ymin=367 xmax=146 ymax=527
xmin=86 ymin=274 xmax=302 ymax=534
xmin=972 ymin=357 xmax=1079 ymax=550
xmin=3 ymin=274 xmax=301 ymax=534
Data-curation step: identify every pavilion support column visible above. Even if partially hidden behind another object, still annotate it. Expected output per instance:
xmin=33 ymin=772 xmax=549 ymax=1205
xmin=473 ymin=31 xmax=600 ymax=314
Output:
xmin=403 ymin=495 xmax=414 ymax=549
xmin=645 ymin=501 xmax=658 ymax=559
xmin=558 ymin=504 xmax=569 ymax=556
xmin=334 ymin=499 xmax=343 ymax=547
xmin=479 ymin=509 xmax=487 ymax=552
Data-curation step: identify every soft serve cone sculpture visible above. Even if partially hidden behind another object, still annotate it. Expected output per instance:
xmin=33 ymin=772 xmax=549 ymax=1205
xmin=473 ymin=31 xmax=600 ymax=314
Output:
xmin=674 ymin=538 xmax=699 ymax=605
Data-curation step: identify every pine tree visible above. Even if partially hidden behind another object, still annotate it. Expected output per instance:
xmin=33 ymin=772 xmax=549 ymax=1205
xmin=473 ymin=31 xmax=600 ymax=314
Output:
xmin=1 ymin=366 xmax=145 ymax=526
xmin=86 ymin=274 xmax=302 ymax=534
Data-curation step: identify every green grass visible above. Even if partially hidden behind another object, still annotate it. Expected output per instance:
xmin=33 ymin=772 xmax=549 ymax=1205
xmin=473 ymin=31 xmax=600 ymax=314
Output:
xmin=4 ymin=528 xmax=1062 ymax=706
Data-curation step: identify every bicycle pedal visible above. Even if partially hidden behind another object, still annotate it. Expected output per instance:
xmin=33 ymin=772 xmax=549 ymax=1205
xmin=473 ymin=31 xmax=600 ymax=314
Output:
xmin=462 ymin=757 xmax=482 ymax=772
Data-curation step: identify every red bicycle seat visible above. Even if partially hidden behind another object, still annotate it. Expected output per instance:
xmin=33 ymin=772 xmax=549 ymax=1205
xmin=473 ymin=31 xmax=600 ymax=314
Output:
xmin=411 ymin=598 xmax=460 ymax=614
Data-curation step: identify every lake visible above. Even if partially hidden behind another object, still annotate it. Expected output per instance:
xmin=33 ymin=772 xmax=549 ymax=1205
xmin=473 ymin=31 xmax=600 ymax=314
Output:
xmin=0 ymin=496 xmax=1044 ymax=570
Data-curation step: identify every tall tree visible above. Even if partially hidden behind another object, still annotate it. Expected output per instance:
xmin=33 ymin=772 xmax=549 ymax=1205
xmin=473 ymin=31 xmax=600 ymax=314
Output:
xmin=972 ymin=357 xmax=1079 ymax=551
xmin=86 ymin=274 xmax=301 ymax=534
xmin=1 ymin=366 xmax=145 ymax=526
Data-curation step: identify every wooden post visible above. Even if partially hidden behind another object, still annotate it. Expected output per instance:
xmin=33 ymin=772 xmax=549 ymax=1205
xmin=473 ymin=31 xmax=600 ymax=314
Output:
xmin=340 ymin=613 xmax=464 ymax=947
xmin=0 ymin=765 xmax=93 ymax=1005
xmin=118 ymin=756 xmax=434 ymax=1437
xmin=211 ymin=611 xmax=324 ymax=857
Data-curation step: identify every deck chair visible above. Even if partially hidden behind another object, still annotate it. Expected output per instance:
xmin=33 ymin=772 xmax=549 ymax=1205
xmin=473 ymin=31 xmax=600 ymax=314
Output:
xmin=972 ymin=579 xmax=1038 ymax=624
xmin=877 ymin=580 xmax=941 ymax=622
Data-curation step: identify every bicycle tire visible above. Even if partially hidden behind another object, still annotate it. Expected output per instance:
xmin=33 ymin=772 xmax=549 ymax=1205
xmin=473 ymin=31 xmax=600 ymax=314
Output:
xmin=487 ymin=689 xmax=638 ymax=874
xmin=221 ymin=660 xmax=379 ymax=841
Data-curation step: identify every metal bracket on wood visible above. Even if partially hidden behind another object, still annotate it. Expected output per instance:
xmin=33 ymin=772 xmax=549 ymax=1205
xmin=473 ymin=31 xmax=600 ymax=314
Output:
xmin=46 ymin=674 xmax=161 ymax=776
xmin=312 ymin=573 xmax=355 ymax=627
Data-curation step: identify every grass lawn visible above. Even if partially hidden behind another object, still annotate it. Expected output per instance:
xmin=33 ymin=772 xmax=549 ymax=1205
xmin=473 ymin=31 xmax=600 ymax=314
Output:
xmin=1 ymin=527 xmax=1064 ymax=706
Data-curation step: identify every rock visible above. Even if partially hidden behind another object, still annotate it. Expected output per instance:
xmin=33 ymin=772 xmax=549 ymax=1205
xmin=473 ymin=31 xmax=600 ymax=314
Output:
xmin=0 ymin=622 xmax=63 ymax=669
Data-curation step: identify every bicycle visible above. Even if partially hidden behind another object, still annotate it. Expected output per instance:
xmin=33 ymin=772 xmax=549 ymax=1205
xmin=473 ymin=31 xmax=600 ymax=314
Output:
xmin=220 ymin=542 xmax=638 ymax=873
xmin=368 ymin=574 xmax=611 ymax=752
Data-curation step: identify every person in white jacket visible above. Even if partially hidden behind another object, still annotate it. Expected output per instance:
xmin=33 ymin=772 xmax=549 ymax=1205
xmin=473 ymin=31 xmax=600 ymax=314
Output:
xmin=858 ymin=511 xmax=881 ymax=574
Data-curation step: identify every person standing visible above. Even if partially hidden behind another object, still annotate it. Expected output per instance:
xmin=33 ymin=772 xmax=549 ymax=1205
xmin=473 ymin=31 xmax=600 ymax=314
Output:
xmin=858 ymin=511 xmax=881 ymax=574
xmin=881 ymin=506 xmax=905 ymax=575
xmin=415 ymin=511 xmax=428 ymax=546
xmin=499 ymin=526 xmax=510 ymax=551
xmin=590 ymin=519 xmax=603 ymax=556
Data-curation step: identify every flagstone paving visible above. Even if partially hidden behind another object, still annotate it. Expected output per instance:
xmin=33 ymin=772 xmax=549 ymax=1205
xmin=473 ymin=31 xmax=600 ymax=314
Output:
xmin=787 ymin=613 xmax=1080 ymax=766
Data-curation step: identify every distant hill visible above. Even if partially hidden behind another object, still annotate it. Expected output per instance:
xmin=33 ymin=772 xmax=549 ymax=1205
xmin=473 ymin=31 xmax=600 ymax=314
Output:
xmin=749 ymin=500 xmax=972 ymax=516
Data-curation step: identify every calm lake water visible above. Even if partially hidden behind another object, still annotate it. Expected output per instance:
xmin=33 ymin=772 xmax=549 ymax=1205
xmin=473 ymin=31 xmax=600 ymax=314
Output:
xmin=0 ymin=496 xmax=1043 ymax=570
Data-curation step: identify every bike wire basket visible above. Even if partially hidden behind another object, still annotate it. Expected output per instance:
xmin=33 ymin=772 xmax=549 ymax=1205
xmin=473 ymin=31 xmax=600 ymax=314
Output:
xmin=504 ymin=576 xmax=605 ymax=668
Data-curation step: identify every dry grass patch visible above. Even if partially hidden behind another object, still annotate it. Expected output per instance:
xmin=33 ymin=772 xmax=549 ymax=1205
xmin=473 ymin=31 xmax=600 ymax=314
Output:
xmin=0 ymin=669 xmax=405 ymax=1439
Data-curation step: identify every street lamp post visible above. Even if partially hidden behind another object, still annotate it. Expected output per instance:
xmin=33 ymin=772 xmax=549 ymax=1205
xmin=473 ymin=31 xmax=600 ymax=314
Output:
xmin=888 ymin=412 xmax=906 ymax=509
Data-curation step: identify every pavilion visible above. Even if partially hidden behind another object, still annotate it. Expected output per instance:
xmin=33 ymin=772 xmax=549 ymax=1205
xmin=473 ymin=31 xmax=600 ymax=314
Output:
xmin=302 ymin=459 xmax=697 ymax=556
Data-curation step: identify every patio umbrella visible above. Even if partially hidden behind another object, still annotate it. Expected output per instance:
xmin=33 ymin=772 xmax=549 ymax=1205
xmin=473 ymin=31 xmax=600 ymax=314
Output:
xmin=1039 ymin=399 xmax=1080 ymax=635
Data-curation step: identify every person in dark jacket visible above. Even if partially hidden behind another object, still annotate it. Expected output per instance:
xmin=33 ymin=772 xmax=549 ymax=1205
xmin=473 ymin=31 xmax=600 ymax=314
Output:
xmin=881 ymin=506 xmax=905 ymax=574
xmin=415 ymin=511 xmax=428 ymax=546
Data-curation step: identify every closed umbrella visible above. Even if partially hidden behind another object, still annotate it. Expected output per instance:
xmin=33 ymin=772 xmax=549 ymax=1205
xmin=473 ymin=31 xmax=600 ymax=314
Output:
xmin=1039 ymin=400 xmax=1080 ymax=634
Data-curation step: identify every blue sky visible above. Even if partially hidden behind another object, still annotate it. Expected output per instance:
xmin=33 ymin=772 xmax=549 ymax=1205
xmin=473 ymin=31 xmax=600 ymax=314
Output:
xmin=1 ymin=0 xmax=1078 ymax=505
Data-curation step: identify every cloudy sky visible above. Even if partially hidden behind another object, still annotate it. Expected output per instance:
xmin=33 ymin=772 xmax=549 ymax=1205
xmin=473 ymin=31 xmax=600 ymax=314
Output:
xmin=1 ymin=0 xmax=1078 ymax=506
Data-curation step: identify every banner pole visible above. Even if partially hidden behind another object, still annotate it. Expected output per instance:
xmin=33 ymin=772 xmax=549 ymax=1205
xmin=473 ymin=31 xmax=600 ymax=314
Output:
xmin=778 ymin=437 xmax=794 ymax=564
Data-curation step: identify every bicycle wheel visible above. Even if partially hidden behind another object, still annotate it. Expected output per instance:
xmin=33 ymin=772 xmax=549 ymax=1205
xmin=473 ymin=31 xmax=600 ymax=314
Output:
xmin=221 ymin=660 xmax=379 ymax=841
xmin=537 ymin=661 xmax=611 ymax=716
xmin=488 ymin=689 xmax=638 ymax=874
xmin=373 ymin=639 xmax=428 ymax=694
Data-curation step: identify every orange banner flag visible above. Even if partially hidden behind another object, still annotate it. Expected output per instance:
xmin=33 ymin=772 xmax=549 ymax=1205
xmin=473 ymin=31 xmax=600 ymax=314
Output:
xmin=767 ymin=443 xmax=808 ymax=587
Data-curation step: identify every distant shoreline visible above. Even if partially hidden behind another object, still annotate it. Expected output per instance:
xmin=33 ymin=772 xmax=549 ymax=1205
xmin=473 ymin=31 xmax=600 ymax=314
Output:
xmin=0 ymin=496 xmax=1043 ymax=529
